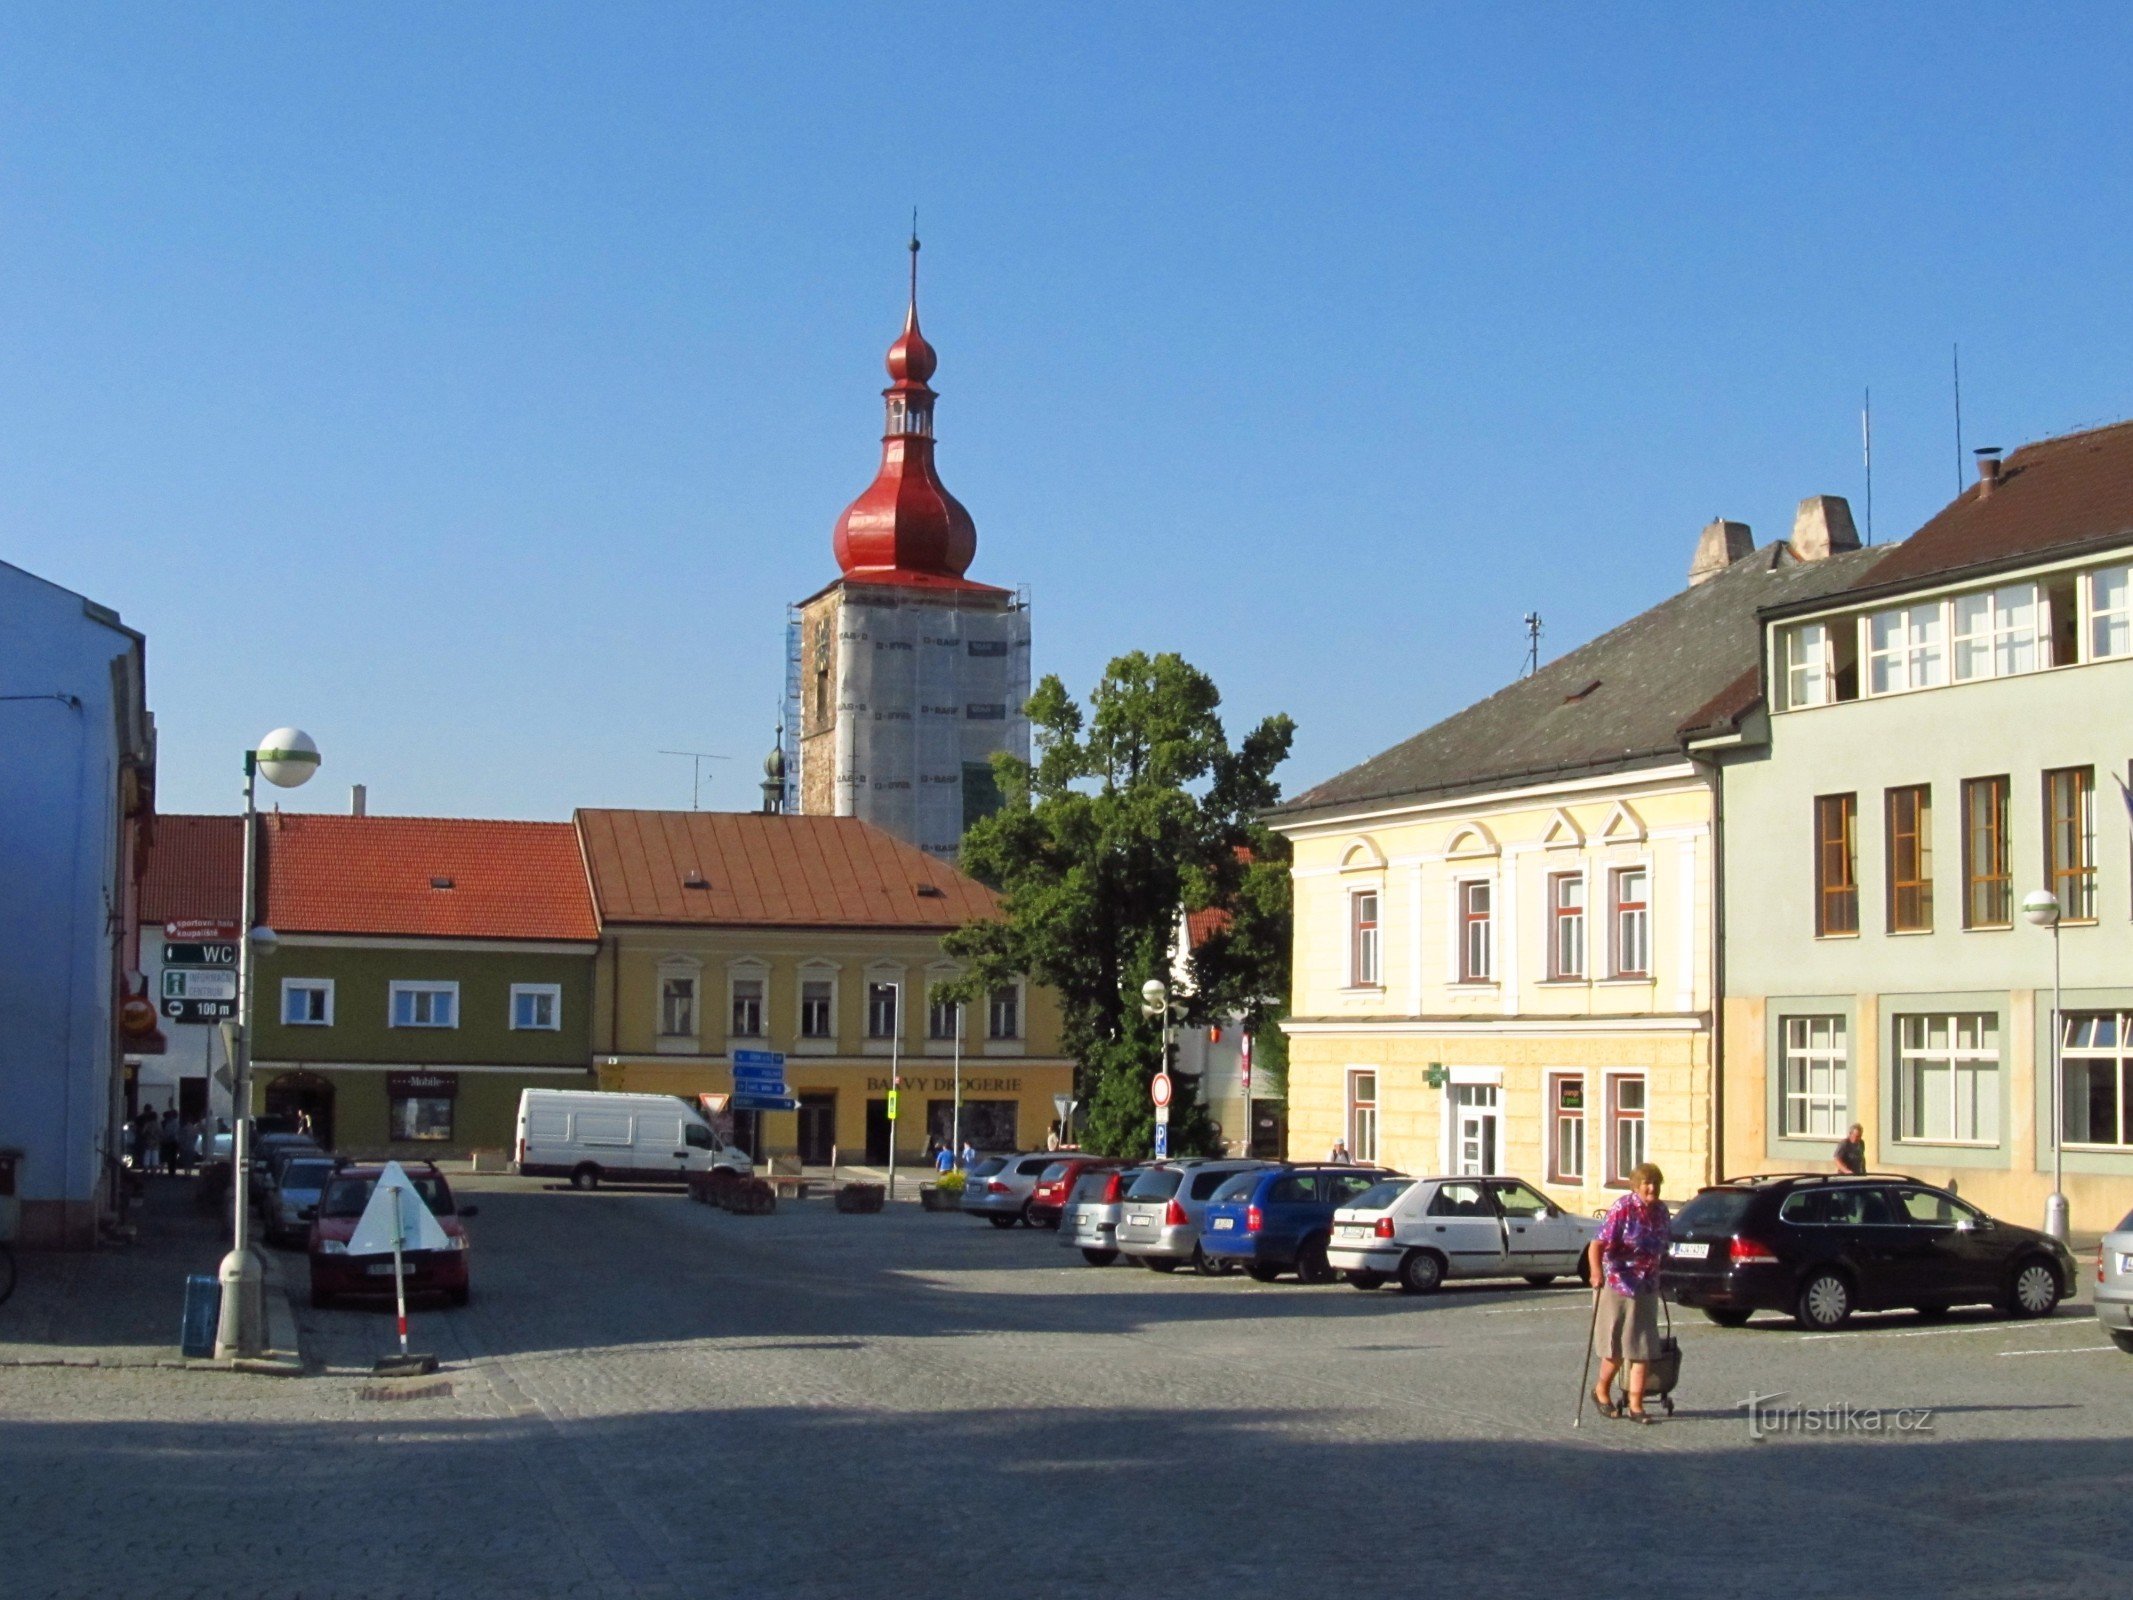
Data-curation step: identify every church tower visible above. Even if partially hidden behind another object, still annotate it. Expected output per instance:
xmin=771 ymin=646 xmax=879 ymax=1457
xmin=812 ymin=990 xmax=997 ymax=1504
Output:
xmin=786 ymin=235 xmax=1031 ymax=858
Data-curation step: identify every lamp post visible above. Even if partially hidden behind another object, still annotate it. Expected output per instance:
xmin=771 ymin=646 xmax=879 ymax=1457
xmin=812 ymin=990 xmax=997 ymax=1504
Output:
xmin=1141 ymin=978 xmax=1177 ymax=1158
xmin=951 ymin=998 xmax=964 ymax=1165
xmin=2021 ymin=888 xmax=2070 ymax=1244
xmin=885 ymin=980 xmax=902 ymax=1203
xmin=214 ymin=728 xmax=320 ymax=1360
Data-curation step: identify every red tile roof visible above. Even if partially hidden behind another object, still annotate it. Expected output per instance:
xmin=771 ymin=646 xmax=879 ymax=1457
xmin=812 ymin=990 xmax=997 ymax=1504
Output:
xmin=258 ymin=815 xmax=597 ymax=941
xmin=576 ymin=810 xmax=998 ymax=929
xmin=139 ymin=813 xmax=243 ymax=924
xmin=1863 ymin=418 xmax=2133 ymax=589
xmin=1185 ymin=907 xmax=1231 ymax=949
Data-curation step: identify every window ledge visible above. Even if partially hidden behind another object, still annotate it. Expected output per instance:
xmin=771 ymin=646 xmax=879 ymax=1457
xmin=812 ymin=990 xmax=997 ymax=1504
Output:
xmin=1814 ymin=932 xmax=1862 ymax=941
xmin=1537 ymin=977 xmax=1590 ymax=988
xmin=1962 ymin=923 xmax=2012 ymax=933
xmin=1886 ymin=928 xmax=1935 ymax=938
xmin=1596 ymin=976 xmax=1653 ymax=986
xmin=1892 ymin=1139 xmax=2001 ymax=1150
xmin=1446 ymin=980 xmax=1498 ymax=991
xmin=1341 ymin=984 xmax=1387 ymax=994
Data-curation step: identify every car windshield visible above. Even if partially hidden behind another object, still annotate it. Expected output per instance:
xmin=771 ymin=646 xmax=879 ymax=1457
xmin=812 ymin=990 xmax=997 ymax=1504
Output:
xmin=1347 ymin=1179 xmax=1412 ymax=1212
xmin=1126 ymin=1168 xmax=1183 ymax=1202
xmin=320 ymin=1173 xmax=454 ymax=1219
xmin=1068 ymin=1173 xmax=1110 ymax=1202
xmin=1039 ymin=1162 xmax=1074 ymax=1183
xmin=1673 ymin=1189 xmax=1757 ymax=1233
xmin=280 ymin=1161 xmax=336 ymax=1189
xmin=1209 ymin=1170 xmax=1262 ymax=1202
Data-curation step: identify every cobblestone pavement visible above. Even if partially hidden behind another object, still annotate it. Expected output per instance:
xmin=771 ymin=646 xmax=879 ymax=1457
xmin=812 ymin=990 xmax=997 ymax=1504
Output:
xmin=3 ymin=1171 xmax=2129 ymax=1598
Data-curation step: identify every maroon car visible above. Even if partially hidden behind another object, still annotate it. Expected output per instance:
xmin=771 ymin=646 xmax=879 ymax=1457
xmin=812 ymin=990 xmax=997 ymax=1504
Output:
xmin=1027 ymin=1155 xmax=1131 ymax=1229
xmin=307 ymin=1162 xmax=475 ymax=1309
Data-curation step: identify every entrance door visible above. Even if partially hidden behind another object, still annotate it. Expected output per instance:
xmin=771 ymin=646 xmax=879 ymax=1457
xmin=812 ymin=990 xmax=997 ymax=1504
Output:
xmin=1453 ymin=1084 xmax=1499 ymax=1176
xmin=264 ymin=1072 xmax=336 ymax=1150
xmin=797 ymin=1096 xmax=837 ymax=1166
xmin=865 ymin=1099 xmax=893 ymax=1166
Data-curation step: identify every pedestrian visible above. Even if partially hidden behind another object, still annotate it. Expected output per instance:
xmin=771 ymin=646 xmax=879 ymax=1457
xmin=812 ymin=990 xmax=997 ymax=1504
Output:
xmin=1045 ymin=1121 xmax=1061 ymax=1152
xmin=179 ymin=1114 xmax=203 ymax=1173
xmin=1834 ymin=1123 xmax=1866 ymax=1175
xmin=160 ymin=1108 xmax=181 ymax=1173
xmin=1328 ymin=1138 xmax=1351 ymax=1165
xmin=934 ymin=1142 xmax=955 ymax=1175
xmin=1587 ymin=1162 xmax=1672 ymax=1424
xmin=136 ymin=1110 xmax=161 ymax=1174
xmin=959 ymin=1139 xmax=975 ymax=1170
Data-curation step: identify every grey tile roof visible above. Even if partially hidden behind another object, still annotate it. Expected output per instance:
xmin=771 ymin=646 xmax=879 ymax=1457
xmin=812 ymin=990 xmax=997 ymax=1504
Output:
xmin=1269 ymin=542 xmax=1884 ymax=824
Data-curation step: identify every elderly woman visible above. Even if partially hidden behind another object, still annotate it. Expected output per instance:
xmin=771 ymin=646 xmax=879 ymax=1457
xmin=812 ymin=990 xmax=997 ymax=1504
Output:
xmin=1587 ymin=1162 xmax=1671 ymax=1423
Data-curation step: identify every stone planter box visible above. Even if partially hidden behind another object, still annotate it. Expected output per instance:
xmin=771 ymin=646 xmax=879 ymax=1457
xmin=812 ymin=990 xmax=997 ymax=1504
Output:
xmin=835 ymin=1182 xmax=886 ymax=1214
xmin=919 ymin=1185 xmax=962 ymax=1212
xmin=725 ymin=1178 xmax=777 ymax=1215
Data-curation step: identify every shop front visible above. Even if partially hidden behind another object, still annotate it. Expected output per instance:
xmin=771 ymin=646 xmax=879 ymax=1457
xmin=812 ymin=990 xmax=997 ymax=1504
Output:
xmin=251 ymin=1063 xmax=599 ymax=1160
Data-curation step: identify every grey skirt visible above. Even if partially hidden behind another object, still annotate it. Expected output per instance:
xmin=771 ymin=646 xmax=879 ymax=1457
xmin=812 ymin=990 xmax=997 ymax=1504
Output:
xmin=1596 ymin=1283 xmax=1663 ymax=1362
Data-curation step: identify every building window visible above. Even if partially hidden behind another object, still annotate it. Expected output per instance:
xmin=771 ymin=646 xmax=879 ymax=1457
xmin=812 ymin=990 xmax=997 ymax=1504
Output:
xmin=1814 ymin=794 xmax=1859 ymax=937
xmin=2045 ymin=766 xmax=2096 ymax=920
xmin=388 ymin=981 xmax=458 ymax=1030
xmin=1347 ymin=1071 xmax=1378 ymax=1164
xmin=1895 ymin=1014 xmax=1999 ymax=1144
xmin=660 ymin=975 xmax=697 ymax=1038
xmin=2062 ymin=1013 xmax=2133 ymax=1149
xmin=800 ymin=979 xmax=834 ymax=1038
xmin=388 ymin=1079 xmax=455 ymax=1143
xmin=1605 ymin=1075 xmax=1646 ymax=1186
xmin=281 ymin=979 xmax=333 ymax=1027
xmin=1458 ymin=880 xmax=1492 ymax=982
xmin=1349 ymin=890 xmax=1380 ymax=986
xmin=1548 ymin=874 xmax=1585 ymax=980
xmin=510 ymin=983 xmax=561 ymax=1031
xmin=1952 ymin=583 xmax=2041 ymax=681
xmin=1610 ymin=868 xmax=1650 ymax=977
xmin=866 ymin=981 xmax=902 ymax=1040
xmin=1781 ymin=1015 xmax=1848 ymax=1137
xmin=1962 ymin=776 xmax=2012 ymax=928
xmin=729 ymin=977 xmax=765 ymax=1038
xmin=1885 ymin=785 xmax=1933 ymax=933
xmin=1784 ymin=620 xmax=1859 ymax=708
xmin=927 ymin=995 xmax=962 ymax=1041
xmin=1549 ymin=1075 xmax=1586 ymax=1184
xmin=988 ymin=984 xmax=1021 ymax=1041
xmin=1866 ymin=602 xmax=1946 ymax=696
xmin=2090 ymin=565 xmax=2133 ymax=661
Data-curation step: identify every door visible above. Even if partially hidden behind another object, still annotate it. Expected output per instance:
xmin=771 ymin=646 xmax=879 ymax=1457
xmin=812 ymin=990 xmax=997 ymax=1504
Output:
xmin=1885 ymin=1183 xmax=1998 ymax=1302
xmin=865 ymin=1098 xmax=892 ymax=1166
xmin=1486 ymin=1178 xmax=1577 ymax=1275
xmin=1453 ymin=1085 xmax=1500 ymax=1175
xmin=1421 ymin=1179 xmax=1506 ymax=1278
xmin=1259 ymin=1173 xmax=1322 ymax=1261
xmin=263 ymin=1072 xmax=336 ymax=1151
xmin=797 ymin=1095 xmax=837 ymax=1166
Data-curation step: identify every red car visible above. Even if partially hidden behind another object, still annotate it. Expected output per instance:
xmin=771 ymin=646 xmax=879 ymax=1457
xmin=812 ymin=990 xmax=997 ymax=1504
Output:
xmin=307 ymin=1161 xmax=476 ymax=1309
xmin=1027 ymin=1155 xmax=1130 ymax=1229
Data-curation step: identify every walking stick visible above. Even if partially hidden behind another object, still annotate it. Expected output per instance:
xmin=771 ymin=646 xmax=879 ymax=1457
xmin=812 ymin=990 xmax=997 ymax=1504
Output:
xmin=1573 ymin=1280 xmax=1602 ymax=1429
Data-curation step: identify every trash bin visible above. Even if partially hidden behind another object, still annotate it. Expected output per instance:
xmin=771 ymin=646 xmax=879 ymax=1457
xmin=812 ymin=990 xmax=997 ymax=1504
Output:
xmin=180 ymin=1273 xmax=220 ymax=1359
xmin=0 ymin=1148 xmax=21 ymax=1243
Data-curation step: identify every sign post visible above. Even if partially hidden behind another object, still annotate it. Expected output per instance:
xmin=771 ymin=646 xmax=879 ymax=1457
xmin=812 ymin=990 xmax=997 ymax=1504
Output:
xmin=885 ymin=983 xmax=902 ymax=1202
xmin=348 ymin=1161 xmax=448 ymax=1377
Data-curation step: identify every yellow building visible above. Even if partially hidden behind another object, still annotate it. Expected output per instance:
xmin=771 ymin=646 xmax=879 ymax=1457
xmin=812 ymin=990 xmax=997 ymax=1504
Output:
xmin=1268 ymin=516 xmax=1876 ymax=1213
xmin=576 ymin=809 xmax=1071 ymax=1162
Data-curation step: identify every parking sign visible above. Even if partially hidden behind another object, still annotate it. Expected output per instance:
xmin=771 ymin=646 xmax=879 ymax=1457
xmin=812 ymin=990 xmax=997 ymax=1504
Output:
xmin=1152 ymin=1123 xmax=1169 ymax=1158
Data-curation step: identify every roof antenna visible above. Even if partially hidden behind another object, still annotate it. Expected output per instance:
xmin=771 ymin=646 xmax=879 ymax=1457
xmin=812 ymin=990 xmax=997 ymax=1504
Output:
xmin=1861 ymin=386 xmax=1874 ymax=545
xmin=1521 ymin=612 xmax=1544 ymax=677
xmin=1952 ymin=342 xmax=1965 ymax=496
xmin=658 ymin=749 xmax=730 ymax=811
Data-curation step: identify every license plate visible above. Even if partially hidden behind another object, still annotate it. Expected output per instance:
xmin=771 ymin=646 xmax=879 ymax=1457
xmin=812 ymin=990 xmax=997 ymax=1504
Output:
xmin=1669 ymin=1242 xmax=1709 ymax=1260
xmin=2119 ymin=1253 xmax=2133 ymax=1275
xmin=1339 ymin=1225 xmax=1370 ymax=1241
xmin=1211 ymin=1216 xmax=1234 ymax=1230
xmin=1126 ymin=1218 xmax=1151 ymax=1231
xmin=365 ymin=1262 xmax=404 ymax=1276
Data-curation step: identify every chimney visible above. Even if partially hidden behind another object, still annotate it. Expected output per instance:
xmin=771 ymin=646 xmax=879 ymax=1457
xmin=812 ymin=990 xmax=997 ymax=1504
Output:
xmin=1790 ymin=495 xmax=1861 ymax=562
xmin=1688 ymin=518 xmax=1754 ymax=586
xmin=1975 ymin=447 xmax=2003 ymax=496
xmin=350 ymin=783 xmax=367 ymax=817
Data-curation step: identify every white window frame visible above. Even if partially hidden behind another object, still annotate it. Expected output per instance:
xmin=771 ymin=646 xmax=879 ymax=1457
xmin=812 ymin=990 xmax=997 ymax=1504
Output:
xmin=281 ymin=977 xmax=335 ymax=1027
xmin=2089 ymin=565 xmax=2133 ymax=662
xmin=1785 ymin=621 xmax=1832 ymax=709
xmin=1547 ymin=1070 xmax=1587 ymax=1185
xmin=509 ymin=982 xmax=561 ymax=1032
xmin=388 ymin=980 xmax=459 ymax=1030
xmin=2061 ymin=1012 xmax=2133 ymax=1150
xmin=1780 ymin=1015 xmax=1848 ymax=1138
xmin=726 ymin=960 xmax=769 ymax=1041
xmin=1547 ymin=872 xmax=1586 ymax=981
xmin=1865 ymin=601 xmax=1947 ymax=696
xmin=862 ymin=964 xmax=907 ymax=1055
xmin=1349 ymin=888 xmax=1382 ymax=988
xmin=1456 ymin=878 xmax=1493 ymax=983
xmin=1603 ymin=1071 xmax=1647 ymax=1187
xmin=1952 ymin=583 xmax=2041 ymax=682
xmin=1609 ymin=865 xmax=1651 ymax=978
xmin=794 ymin=961 xmax=839 ymax=1052
xmin=1894 ymin=1013 xmax=2000 ymax=1146
xmin=656 ymin=955 xmax=702 ymax=1049
xmin=987 ymin=978 xmax=1026 ymax=1042
xmin=1346 ymin=1069 xmax=1379 ymax=1165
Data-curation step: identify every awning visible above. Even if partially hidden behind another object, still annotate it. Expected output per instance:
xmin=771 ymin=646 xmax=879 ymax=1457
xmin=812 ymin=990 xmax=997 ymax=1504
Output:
xmin=729 ymin=1093 xmax=800 ymax=1113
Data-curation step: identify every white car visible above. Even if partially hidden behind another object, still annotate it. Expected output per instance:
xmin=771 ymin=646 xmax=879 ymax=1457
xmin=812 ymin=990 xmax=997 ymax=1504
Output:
xmin=1327 ymin=1175 xmax=1599 ymax=1294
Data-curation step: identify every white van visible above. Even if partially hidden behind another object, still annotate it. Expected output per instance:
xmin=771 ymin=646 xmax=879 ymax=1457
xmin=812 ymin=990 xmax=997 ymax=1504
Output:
xmin=515 ymin=1088 xmax=752 ymax=1189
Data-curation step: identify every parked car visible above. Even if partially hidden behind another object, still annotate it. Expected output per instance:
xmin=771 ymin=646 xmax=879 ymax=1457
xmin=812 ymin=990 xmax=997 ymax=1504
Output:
xmin=962 ymin=1151 xmax=1072 ymax=1228
xmin=1027 ymin=1156 xmax=1131 ymax=1229
xmin=263 ymin=1154 xmax=339 ymax=1248
xmin=250 ymin=1133 xmax=325 ymax=1204
xmin=1059 ymin=1165 xmax=1146 ymax=1265
xmin=1115 ymin=1159 xmax=1272 ymax=1272
xmin=1660 ymin=1173 xmax=2076 ymax=1331
xmin=309 ymin=1161 xmax=477 ymax=1309
xmin=1326 ymin=1174 xmax=1598 ymax=1293
xmin=2097 ymin=1206 xmax=2133 ymax=1353
xmin=515 ymin=1087 xmax=750 ymax=1189
xmin=1202 ymin=1165 xmax=1398 ymax=1283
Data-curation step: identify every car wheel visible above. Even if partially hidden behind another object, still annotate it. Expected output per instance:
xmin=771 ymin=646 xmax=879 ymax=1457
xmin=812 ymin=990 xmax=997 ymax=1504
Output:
xmin=2006 ymin=1257 xmax=2061 ymax=1319
xmin=1295 ymin=1236 xmax=1335 ymax=1286
xmin=1343 ymin=1271 xmax=1387 ymax=1291
xmin=986 ymin=1214 xmax=1019 ymax=1230
xmin=1245 ymin=1264 xmax=1283 ymax=1283
xmin=1081 ymin=1248 xmax=1118 ymax=1267
xmin=1795 ymin=1269 xmax=1853 ymax=1331
xmin=1523 ymin=1274 xmax=1556 ymax=1288
xmin=1701 ymin=1307 xmax=1753 ymax=1328
xmin=570 ymin=1163 xmax=600 ymax=1191
xmin=1145 ymin=1258 xmax=1182 ymax=1273
xmin=2110 ymin=1329 xmax=2133 ymax=1354
xmin=1018 ymin=1202 xmax=1037 ymax=1228
xmin=1191 ymin=1244 xmax=1231 ymax=1277
xmin=1398 ymin=1250 xmax=1445 ymax=1295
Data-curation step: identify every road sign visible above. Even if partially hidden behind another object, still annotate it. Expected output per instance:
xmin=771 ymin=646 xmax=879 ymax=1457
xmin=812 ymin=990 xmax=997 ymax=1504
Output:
xmin=732 ymin=1049 xmax=786 ymax=1069
xmin=162 ymin=968 xmax=236 ymax=1002
xmin=885 ymin=1090 xmax=899 ymax=1121
xmin=1150 ymin=1072 xmax=1173 ymax=1108
xmin=163 ymin=996 xmax=236 ymax=1023
xmin=164 ymin=941 xmax=238 ymax=968
xmin=1152 ymin=1123 xmax=1169 ymax=1158
xmin=165 ymin=919 xmax=240 ymax=941
xmin=731 ymin=1065 xmax=788 ymax=1084
xmin=729 ymin=1094 xmax=800 ymax=1113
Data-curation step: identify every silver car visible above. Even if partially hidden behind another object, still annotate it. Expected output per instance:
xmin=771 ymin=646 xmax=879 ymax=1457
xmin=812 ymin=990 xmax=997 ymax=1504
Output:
xmin=264 ymin=1155 xmax=338 ymax=1248
xmin=2097 ymin=1206 xmax=2133 ymax=1353
xmin=1327 ymin=1174 xmax=1599 ymax=1293
xmin=1116 ymin=1159 xmax=1272 ymax=1273
xmin=962 ymin=1151 xmax=1066 ymax=1228
xmin=1060 ymin=1164 xmax=1145 ymax=1265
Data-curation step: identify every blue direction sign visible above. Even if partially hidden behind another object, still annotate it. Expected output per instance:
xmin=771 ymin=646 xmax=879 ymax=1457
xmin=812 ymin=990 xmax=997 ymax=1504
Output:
xmin=732 ymin=1068 xmax=788 ymax=1087
xmin=732 ymin=1050 xmax=786 ymax=1069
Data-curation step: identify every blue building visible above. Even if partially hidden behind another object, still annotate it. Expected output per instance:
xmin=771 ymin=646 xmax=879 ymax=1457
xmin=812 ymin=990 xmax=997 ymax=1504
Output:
xmin=0 ymin=559 xmax=154 ymax=1248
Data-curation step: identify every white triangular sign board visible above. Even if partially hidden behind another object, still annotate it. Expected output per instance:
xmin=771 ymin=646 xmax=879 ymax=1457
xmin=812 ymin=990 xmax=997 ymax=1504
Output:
xmin=347 ymin=1161 xmax=451 ymax=1255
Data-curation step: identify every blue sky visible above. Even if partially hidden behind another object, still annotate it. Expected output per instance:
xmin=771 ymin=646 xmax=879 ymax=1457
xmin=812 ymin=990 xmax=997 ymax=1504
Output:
xmin=4 ymin=5 xmax=2129 ymax=819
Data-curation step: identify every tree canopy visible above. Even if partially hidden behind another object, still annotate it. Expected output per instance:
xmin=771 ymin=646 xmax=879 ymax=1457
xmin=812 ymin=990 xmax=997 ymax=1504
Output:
xmin=942 ymin=650 xmax=1294 ymax=1156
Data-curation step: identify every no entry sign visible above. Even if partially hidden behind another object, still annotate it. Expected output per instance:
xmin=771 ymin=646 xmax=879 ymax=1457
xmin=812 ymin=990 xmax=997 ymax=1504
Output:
xmin=1150 ymin=1072 xmax=1173 ymax=1108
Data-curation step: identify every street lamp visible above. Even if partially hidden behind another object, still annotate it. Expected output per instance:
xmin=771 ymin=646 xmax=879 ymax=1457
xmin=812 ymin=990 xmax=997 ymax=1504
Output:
xmin=2021 ymin=888 xmax=2070 ymax=1244
xmin=215 ymin=727 xmax=320 ymax=1360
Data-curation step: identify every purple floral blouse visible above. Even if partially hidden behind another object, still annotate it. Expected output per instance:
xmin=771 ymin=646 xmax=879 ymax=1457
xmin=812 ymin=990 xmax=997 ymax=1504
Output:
xmin=1596 ymin=1193 xmax=1672 ymax=1297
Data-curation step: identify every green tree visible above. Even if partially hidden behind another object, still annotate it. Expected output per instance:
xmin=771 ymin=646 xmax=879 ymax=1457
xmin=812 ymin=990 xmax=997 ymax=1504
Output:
xmin=942 ymin=651 xmax=1294 ymax=1157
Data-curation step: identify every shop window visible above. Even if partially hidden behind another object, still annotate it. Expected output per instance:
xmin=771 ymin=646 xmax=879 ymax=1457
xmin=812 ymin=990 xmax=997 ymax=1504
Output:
xmin=388 ymin=1074 xmax=456 ymax=1142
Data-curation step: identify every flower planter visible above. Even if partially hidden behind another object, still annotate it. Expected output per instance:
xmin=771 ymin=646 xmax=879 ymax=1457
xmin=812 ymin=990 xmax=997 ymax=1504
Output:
xmin=726 ymin=1178 xmax=777 ymax=1215
xmin=919 ymin=1185 xmax=962 ymax=1212
xmin=835 ymin=1182 xmax=886 ymax=1214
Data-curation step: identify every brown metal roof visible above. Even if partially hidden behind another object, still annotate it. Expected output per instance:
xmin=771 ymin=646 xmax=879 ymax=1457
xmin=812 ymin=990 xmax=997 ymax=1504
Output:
xmin=575 ymin=810 xmax=999 ymax=929
xmin=139 ymin=813 xmax=243 ymax=923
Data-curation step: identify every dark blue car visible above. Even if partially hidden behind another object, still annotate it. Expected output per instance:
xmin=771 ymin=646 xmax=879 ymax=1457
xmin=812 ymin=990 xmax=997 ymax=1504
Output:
xmin=1200 ymin=1165 xmax=1394 ymax=1283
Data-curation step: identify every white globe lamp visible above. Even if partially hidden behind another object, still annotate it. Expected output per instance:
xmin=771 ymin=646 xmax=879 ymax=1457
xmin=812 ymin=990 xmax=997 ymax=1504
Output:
xmin=2021 ymin=888 xmax=2060 ymax=927
xmin=256 ymin=727 xmax=321 ymax=789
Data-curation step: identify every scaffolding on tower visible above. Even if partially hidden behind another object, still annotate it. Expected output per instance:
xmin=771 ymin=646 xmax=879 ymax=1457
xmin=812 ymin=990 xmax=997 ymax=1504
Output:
xmin=782 ymin=605 xmax=803 ymax=813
